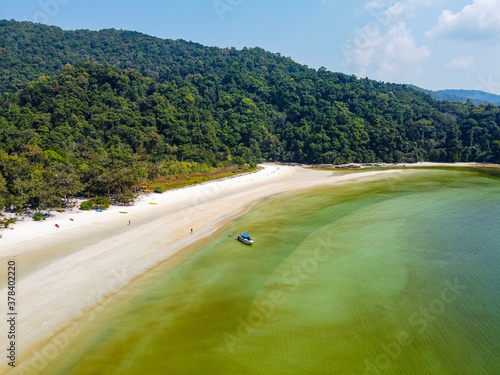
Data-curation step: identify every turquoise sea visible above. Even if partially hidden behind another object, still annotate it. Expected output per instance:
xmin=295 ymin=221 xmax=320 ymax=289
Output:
xmin=49 ymin=167 xmax=500 ymax=374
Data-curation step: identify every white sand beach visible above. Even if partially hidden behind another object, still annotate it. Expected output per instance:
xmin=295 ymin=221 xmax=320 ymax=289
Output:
xmin=0 ymin=162 xmax=484 ymax=373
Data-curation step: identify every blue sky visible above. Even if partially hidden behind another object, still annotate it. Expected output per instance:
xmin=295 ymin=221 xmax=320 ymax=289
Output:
xmin=2 ymin=0 xmax=500 ymax=93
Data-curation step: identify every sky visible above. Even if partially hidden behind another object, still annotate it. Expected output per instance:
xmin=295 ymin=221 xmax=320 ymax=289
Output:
xmin=2 ymin=0 xmax=500 ymax=94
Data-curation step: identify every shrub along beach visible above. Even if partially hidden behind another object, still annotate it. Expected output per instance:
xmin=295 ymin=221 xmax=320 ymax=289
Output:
xmin=1 ymin=163 xmax=499 ymax=374
xmin=0 ymin=18 xmax=499 ymax=375
xmin=0 ymin=164 xmax=412 ymax=372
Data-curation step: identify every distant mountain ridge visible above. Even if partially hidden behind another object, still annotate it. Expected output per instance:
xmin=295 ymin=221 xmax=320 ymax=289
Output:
xmin=436 ymin=89 xmax=500 ymax=106
xmin=0 ymin=19 xmax=499 ymax=171
xmin=409 ymin=85 xmax=500 ymax=106
xmin=0 ymin=19 xmax=499 ymax=211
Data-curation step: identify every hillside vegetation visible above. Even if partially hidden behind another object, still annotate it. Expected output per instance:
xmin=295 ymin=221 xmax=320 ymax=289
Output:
xmin=0 ymin=20 xmax=499 ymax=211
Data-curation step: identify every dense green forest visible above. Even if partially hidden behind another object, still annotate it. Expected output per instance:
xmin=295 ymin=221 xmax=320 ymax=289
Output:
xmin=0 ymin=20 xmax=499 ymax=211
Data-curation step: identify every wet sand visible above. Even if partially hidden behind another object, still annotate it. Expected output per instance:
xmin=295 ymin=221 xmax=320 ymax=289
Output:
xmin=0 ymin=163 xmax=481 ymax=373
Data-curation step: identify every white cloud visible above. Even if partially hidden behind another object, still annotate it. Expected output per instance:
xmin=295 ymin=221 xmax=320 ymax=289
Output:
xmin=476 ymin=74 xmax=500 ymax=95
xmin=342 ymin=0 xmax=434 ymax=82
xmin=346 ymin=22 xmax=430 ymax=80
xmin=364 ymin=0 xmax=391 ymax=11
xmin=427 ymin=0 xmax=500 ymax=40
xmin=446 ymin=56 xmax=476 ymax=69
xmin=365 ymin=0 xmax=434 ymax=19
xmin=385 ymin=0 xmax=433 ymax=17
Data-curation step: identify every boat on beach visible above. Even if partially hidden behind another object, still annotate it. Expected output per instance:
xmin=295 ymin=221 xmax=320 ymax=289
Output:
xmin=238 ymin=232 xmax=253 ymax=245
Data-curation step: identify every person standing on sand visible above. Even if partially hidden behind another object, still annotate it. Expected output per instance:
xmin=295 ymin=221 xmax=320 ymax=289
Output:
xmin=191 ymin=228 xmax=193 ymax=234
xmin=128 ymin=220 xmax=131 ymax=225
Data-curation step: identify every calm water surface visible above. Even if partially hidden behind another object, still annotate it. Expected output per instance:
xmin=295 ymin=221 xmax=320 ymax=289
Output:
xmin=51 ymin=168 xmax=500 ymax=375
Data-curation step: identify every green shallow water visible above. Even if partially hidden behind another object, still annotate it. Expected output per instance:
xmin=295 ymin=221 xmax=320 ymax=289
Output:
xmin=50 ymin=168 xmax=500 ymax=375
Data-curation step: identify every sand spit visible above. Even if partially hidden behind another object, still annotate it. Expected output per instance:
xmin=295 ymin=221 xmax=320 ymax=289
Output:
xmin=0 ymin=162 xmax=481 ymax=373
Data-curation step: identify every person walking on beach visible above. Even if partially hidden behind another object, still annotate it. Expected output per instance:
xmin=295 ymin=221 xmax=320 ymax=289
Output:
xmin=128 ymin=220 xmax=131 ymax=225
xmin=191 ymin=228 xmax=193 ymax=234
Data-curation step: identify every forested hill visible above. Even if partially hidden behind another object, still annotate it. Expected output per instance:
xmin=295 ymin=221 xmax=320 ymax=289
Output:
xmin=435 ymin=90 xmax=500 ymax=106
xmin=0 ymin=20 xmax=499 ymax=210
xmin=409 ymin=85 xmax=500 ymax=106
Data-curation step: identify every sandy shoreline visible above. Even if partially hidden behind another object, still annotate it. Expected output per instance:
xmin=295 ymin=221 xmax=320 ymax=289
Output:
xmin=0 ymin=162 xmax=486 ymax=373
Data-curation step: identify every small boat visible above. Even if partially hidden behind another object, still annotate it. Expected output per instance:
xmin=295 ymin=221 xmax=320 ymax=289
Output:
xmin=238 ymin=232 xmax=253 ymax=245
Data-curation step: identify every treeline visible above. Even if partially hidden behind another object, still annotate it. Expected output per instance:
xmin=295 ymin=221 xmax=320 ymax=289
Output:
xmin=0 ymin=62 xmax=264 ymax=211
xmin=0 ymin=20 xmax=499 ymax=211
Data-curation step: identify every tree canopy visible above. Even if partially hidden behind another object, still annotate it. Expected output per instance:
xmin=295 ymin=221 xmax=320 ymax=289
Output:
xmin=0 ymin=20 xmax=499 ymax=211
